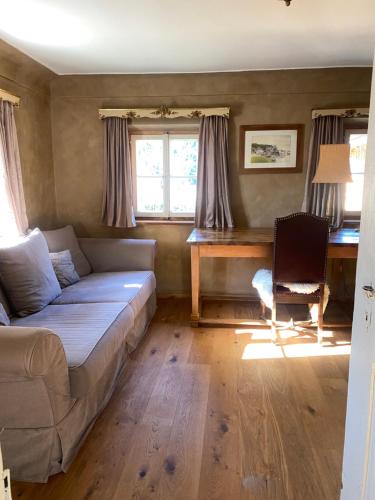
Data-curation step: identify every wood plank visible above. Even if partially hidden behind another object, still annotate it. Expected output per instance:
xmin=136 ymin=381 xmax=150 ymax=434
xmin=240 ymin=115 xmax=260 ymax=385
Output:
xmin=237 ymin=358 xmax=291 ymax=499
xmin=198 ymin=330 xmax=241 ymax=500
xmin=158 ymin=364 xmax=210 ymax=500
xmin=258 ymin=358 xmax=335 ymax=500
xmin=112 ymin=416 xmax=172 ymax=499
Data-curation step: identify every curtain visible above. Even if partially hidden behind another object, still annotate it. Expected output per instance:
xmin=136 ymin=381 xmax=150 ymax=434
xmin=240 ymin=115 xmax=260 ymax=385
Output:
xmin=195 ymin=115 xmax=234 ymax=228
xmin=101 ymin=117 xmax=135 ymax=228
xmin=0 ymin=100 xmax=28 ymax=234
xmin=302 ymin=115 xmax=345 ymax=228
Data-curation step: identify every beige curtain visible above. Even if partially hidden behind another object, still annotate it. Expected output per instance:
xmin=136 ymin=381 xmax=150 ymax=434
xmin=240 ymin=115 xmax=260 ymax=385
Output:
xmin=195 ymin=116 xmax=234 ymax=228
xmin=0 ymin=100 xmax=28 ymax=234
xmin=302 ymin=115 xmax=345 ymax=229
xmin=101 ymin=117 xmax=135 ymax=228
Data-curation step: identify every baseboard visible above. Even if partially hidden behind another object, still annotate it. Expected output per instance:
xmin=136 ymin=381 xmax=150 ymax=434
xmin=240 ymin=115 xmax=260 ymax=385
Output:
xmin=157 ymin=292 xmax=191 ymax=299
xmin=156 ymin=291 xmax=260 ymax=301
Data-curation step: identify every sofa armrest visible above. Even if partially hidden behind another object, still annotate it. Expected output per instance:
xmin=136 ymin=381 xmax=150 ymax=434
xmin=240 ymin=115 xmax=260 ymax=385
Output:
xmin=0 ymin=327 xmax=73 ymax=428
xmin=78 ymin=238 xmax=157 ymax=272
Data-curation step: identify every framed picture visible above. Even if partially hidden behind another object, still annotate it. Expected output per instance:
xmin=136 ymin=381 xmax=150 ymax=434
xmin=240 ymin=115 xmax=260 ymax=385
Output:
xmin=239 ymin=124 xmax=304 ymax=174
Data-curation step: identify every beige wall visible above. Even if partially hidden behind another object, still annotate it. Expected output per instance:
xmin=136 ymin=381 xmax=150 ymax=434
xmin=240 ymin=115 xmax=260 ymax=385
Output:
xmin=50 ymin=68 xmax=371 ymax=296
xmin=0 ymin=40 xmax=57 ymax=229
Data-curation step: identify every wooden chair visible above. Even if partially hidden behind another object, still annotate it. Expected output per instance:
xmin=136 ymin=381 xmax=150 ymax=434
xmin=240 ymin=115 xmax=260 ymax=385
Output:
xmin=271 ymin=212 xmax=329 ymax=343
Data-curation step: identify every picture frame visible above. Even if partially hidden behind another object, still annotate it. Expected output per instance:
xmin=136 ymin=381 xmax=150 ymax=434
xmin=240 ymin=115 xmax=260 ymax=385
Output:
xmin=239 ymin=124 xmax=304 ymax=174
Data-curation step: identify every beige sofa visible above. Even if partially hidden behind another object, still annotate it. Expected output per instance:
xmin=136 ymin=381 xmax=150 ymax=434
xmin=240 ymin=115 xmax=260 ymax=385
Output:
xmin=0 ymin=235 xmax=157 ymax=483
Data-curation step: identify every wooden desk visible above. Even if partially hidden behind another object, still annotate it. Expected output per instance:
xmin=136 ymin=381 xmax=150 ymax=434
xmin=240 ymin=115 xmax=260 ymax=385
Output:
xmin=187 ymin=227 xmax=359 ymax=326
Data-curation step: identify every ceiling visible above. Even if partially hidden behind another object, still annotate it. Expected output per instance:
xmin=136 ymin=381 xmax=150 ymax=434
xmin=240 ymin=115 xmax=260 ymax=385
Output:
xmin=0 ymin=0 xmax=374 ymax=75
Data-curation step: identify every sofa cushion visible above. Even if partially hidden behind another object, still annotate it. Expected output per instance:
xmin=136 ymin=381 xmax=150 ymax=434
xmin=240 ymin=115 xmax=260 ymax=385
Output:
xmin=11 ymin=302 xmax=134 ymax=398
xmin=52 ymin=271 xmax=156 ymax=317
xmin=50 ymin=250 xmax=80 ymax=288
xmin=0 ymin=303 xmax=10 ymax=326
xmin=0 ymin=229 xmax=61 ymax=317
xmin=43 ymin=225 xmax=91 ymax=277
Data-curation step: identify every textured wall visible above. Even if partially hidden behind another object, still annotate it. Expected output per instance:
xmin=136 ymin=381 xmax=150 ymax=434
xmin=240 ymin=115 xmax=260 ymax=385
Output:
xmin=0 ymin=40 xmax=57 ymax=229
xmin=50 ymin=68 xmax=371 ymax=296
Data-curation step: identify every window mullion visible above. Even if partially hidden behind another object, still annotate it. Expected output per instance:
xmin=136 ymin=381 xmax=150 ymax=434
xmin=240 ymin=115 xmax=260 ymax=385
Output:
xmin=164 ymin=134 xmax=170 ymax=217
xmin=130 ymin=137 xmax=138 ymax=215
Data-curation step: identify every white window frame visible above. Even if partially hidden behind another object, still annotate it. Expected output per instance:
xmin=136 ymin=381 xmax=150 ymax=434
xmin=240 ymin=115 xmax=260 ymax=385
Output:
xmin=131 ymin=132 xmax=199 ymax=219
xmin=345 ymin=128 xmax=367 ymax=217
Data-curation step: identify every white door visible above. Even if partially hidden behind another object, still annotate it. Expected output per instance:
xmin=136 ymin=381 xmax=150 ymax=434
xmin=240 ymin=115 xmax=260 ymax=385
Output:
xmin=341 ymin=54 xmax=375 ymax=500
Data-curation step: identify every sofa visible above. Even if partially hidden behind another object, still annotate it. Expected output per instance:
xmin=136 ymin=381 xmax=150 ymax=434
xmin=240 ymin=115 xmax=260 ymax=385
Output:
xmin=0 ymin=226 xmax=157 ymax=483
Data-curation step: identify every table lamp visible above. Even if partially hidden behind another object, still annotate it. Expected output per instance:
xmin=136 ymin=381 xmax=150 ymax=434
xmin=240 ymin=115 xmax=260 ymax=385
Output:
xmin=312 ymin=144 xmax=352 ymax=230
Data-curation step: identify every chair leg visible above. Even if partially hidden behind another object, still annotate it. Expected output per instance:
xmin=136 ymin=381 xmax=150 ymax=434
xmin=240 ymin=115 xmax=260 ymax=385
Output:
xmin=317 ymin=286 xmax=325 ymax=344
xmin=260 ymin=300 xmax=266 ymax=319
xmin=271 ymin=301 xmax=277 ymax=343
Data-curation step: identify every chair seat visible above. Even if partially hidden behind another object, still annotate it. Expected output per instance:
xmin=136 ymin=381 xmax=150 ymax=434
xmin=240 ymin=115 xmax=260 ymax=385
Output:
xmin=274 ymin=285 xmax=321 ymax=304
xmin=252 ymin=269 xmax=329 ymax=313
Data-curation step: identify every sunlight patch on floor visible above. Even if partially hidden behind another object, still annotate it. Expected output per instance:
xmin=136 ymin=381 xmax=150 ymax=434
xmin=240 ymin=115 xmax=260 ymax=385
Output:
xmin=241 ymin=335 xmax=351 ymax=360
xmin=242 ymin=343 xmax=284 ymax=360
xmin=282 ymin=342 xmax=351 ymax=358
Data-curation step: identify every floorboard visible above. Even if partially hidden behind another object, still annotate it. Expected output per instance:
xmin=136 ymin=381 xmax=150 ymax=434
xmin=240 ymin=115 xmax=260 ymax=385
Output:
xmin=11 ymin=298 xmax=351 ymax=500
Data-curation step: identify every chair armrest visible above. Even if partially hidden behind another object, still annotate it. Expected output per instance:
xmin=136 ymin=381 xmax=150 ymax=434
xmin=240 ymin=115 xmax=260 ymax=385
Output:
xmin=0 ymin=327 xmax=73 ymax=428
xmin=78 ymin=238 xmax=157 ymax=272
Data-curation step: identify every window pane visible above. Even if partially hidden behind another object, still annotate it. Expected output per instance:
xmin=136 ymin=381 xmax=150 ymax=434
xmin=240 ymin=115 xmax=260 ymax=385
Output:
xmin=135 ymin=139 xmax=163 ymax=176
xmin=345 ymin=132 xmax=367 ymax=212
xmin=169 ymin=138 xmax=198 ymax=177
xmin=136 ymin=177 xmax=164 ymax=213
xmin=349 ymin=133 xmax=367 ymax=174
xmin=345 ymin=173 xmax=364 ymax=212
xmin=170 ymin=177 xmax=197 ymax=214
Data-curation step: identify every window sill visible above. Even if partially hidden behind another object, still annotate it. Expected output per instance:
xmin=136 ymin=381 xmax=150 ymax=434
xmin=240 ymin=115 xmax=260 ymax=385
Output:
xmin=136 ymin=218 xmax=195 ymax=225
xmin=343 ymin=212 xmax=361 ymax=228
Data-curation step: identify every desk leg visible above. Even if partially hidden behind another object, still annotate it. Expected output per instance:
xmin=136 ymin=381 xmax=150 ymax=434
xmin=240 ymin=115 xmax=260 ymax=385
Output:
xmin=191 ymin=246 xmax=200 ymax=326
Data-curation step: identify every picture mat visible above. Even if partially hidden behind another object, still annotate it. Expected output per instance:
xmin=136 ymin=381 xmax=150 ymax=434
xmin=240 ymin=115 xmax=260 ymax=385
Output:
xmin=244 ymin=129 xmax=298 ymax=169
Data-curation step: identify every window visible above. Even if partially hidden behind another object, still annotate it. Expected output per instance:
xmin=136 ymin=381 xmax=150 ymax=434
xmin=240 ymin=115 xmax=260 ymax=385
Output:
xmin=0 ymin=144 xmax=18 ymax=239
xmin=131 ymin=133 xmax=198 ymax=218
xmin=345 ymin=130 xmax=367 ymax=214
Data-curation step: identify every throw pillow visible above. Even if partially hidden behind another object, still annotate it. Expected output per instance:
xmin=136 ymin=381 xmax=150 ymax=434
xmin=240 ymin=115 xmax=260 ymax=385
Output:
xmin=0 ymin=229 xmax=62 ymax=317
xmin=43 ymin=225 xmax=91 ymax=277
xmin=0 ymin=284 xmax=11 ymax=316
xmin=50 ymin=250 xmax=80 ymax=288
xmin=0 ymin=303 xmax=10 ymax=326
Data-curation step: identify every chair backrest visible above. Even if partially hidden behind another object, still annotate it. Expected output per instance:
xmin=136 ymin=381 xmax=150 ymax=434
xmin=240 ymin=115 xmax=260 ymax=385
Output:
xmin=273 ymin=213 xmax=329 ymax=284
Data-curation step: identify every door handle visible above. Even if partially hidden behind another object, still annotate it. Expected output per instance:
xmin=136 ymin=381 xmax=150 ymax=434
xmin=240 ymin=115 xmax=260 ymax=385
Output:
xmin=363 ymin=285 xmax=375 ymax=299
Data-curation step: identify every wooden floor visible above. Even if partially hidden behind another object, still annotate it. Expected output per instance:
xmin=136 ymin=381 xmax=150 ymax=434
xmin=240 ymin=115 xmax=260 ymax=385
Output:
xmin=12 ymin=299 xmax=351 ymax=500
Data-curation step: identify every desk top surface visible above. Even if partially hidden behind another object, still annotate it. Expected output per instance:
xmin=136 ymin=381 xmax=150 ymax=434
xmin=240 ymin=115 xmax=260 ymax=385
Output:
xmin=187 ymin=227 xmax=359 ymax=247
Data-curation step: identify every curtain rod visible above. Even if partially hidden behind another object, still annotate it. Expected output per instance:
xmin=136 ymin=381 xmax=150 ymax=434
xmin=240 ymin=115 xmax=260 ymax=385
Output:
xmin=312 ymin=107 xmax=369 ymax=119
xmin=99 ymin=105 xmax=230 ymax=120
xmin=0 ymin=88 xmax=20 ymax=107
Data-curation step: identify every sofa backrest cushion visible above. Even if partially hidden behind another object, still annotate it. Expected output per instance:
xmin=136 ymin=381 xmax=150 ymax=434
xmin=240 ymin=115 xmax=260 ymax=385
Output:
xmin=43 ymin=225 xmax=92 ymax=277
xmin=0 ymin=229 xmax=62 ymax=317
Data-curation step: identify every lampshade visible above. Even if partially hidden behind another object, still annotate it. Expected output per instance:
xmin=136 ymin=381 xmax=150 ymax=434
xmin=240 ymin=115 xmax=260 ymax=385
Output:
xmin=312 ymin=144 xmax=352 ymax=184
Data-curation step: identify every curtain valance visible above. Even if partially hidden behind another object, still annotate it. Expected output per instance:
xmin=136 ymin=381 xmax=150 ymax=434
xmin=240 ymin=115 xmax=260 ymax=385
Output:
xmin=0 ymin=89 xmax=20 ymax=107
xmin=99 ymin=106 xmax=229 ymax=120
xmin=312 ymin=107 xmax=369 ymax=119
